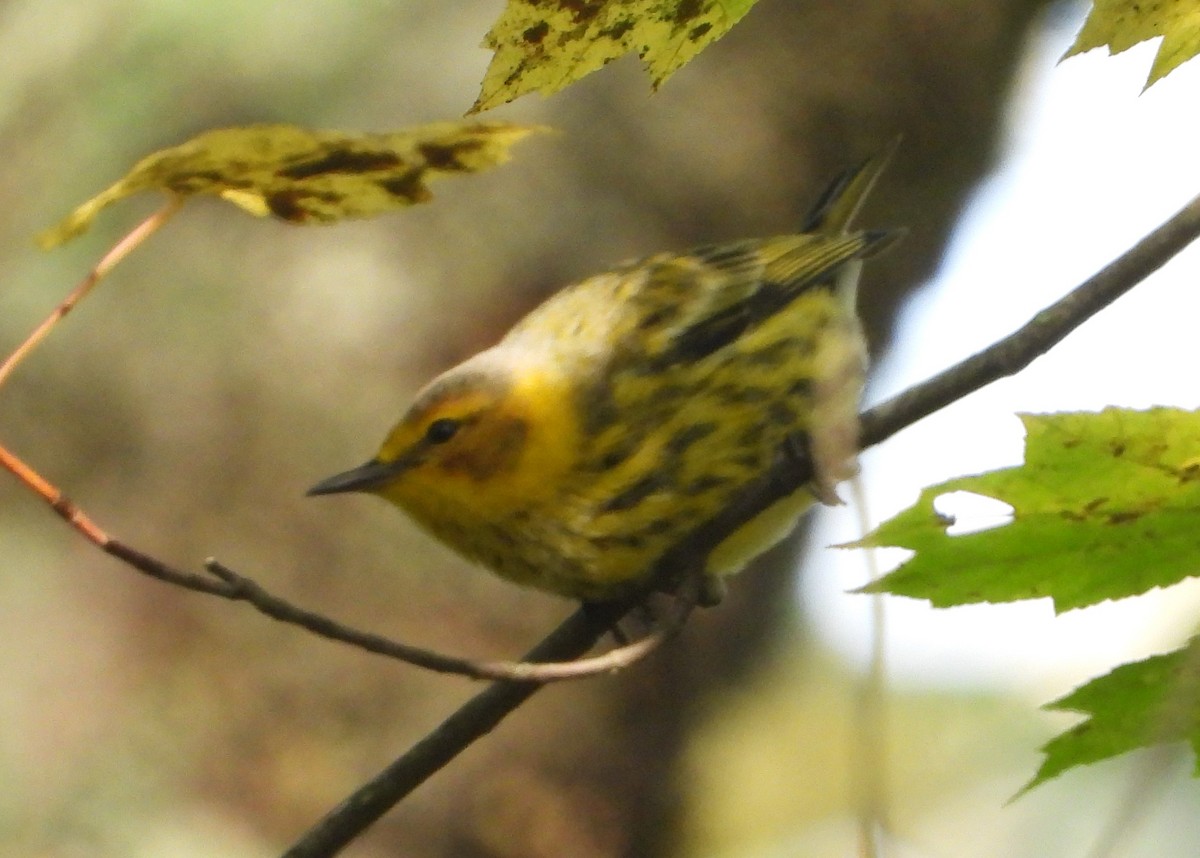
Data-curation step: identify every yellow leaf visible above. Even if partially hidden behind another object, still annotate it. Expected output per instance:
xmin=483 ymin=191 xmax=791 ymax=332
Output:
xmin=1064 ymin=0 xmax=1200 ymax=89
xmin=472 ymin=0 xmax=758 ymax=114
xmin=38 ymin=122 xmax=547 ymax=249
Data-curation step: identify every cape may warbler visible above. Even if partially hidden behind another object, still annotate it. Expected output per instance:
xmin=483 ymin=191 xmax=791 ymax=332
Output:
xmin=309 ymin=153 xmax=900 ymax=601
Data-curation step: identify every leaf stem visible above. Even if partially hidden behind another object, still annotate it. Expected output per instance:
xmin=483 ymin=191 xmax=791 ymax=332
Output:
xmin=0 ymin=195 xmax=182 ymax=389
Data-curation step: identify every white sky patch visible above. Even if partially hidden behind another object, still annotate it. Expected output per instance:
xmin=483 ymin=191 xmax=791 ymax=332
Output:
xmin=934 ymin=491 xmax=1015 ymax=536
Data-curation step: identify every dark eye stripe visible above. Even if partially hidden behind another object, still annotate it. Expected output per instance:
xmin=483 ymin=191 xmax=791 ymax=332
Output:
xmin=425 ymin=417 xmax=461 ymax=444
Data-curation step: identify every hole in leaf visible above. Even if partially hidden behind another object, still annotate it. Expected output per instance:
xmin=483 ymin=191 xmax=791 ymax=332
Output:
xmin=933 ymin=491 xmax=1014 ymax=536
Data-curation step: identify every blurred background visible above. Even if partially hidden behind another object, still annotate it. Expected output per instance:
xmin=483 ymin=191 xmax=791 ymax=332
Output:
xmin=1 ymin=1 xmax=1198 ymax=856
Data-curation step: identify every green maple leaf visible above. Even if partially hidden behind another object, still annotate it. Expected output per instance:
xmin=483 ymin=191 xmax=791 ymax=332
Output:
xmin=856 ymin=407 xmax=1200 ymax=613
xmin=1019 ymin=637 xmax=1200 ymax=794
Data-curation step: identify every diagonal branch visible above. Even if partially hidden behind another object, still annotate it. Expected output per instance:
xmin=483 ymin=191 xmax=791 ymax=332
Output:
xmin=281 ymin=598 xmax=635 ymax=858
xmin=279 ymin=189 xmax=1200 ymax=857
xmin=860 ymin=191 xmax=1200 ymax=447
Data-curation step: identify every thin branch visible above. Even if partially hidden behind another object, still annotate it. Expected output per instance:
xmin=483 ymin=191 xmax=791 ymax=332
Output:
xmin=1 ymin=445 xmax=114 ymax=545
xmin=0 ymin=197 xmax=182 ymax=389
xmin=3 ymin=431 xmax=671 ymax=680
xmin=281 ymin=598 xmax=635 ymax=858
xmin=859 ymin=191 xmax=1200 ymax=448
xmin=1083 ymin=745 xmax=1182 ymax=858
xmin=3 ymin=428 xmax=670 ymax=680
xmin=279 ymin=189 xmax=1200 ymax=857
xmin=203 ymin=558 xmax=684 ymax=682
xmin=3 ymin=433 xmax=672 ymax=681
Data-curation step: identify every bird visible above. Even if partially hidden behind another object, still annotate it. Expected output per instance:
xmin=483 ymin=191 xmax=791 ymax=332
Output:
xmin=308 ymin=150 xmax=900 ymax=602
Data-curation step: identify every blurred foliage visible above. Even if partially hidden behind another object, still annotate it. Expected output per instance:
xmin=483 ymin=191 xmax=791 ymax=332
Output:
xmin=1025 ymin=636 xmax=1200 ymax=796
xmin=680 ymin=646 xmax=1049 ymax=857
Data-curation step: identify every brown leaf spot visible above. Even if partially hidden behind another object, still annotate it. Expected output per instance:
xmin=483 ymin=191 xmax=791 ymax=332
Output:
xmin=379 ymin=170 xmax=432 ymax=203
xmin=687 ymin=474 xmax=729 ymax=495
xmin=523 ymin=21 xmax=551 ymax=44
xmin=689 ymin=22 xmax=713 ymax=41
xmin=165 ymin=170 xmax=226 ymax=193
xmin=601 ymin=18 xmax=635 ymax=40
xmin=278 ymin=149 xmax=403 ymax=180
xmin=1176 ymin=458 xmax=1200 ymax=483
xmin=418 ymin=139 xmax=484 ymax=172
xmin=266 ymin=190 xmax=310 ymax=221
xmin=559 ymin=0 xmax=603 ymax=25
xmin=673 ymin=0 xmax=705 ymax=24
xmin=1106 ymin=510 xmax=1141 ymax=525
xmin=666 ymin=422 xmax=716 ymax=456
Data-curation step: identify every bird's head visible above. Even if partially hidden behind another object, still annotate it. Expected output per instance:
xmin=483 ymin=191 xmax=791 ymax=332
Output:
xmin=308 ymin=356 xmax=575 ymax=524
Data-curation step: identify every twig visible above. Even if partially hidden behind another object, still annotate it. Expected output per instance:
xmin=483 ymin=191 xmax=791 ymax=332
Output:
xmin=2 ymin=438 xmax=675 ymax=681
xmin=1 ymin=439 xmax=674 ymax=681
xmin=858 ymin=191 xmax=1200 ymax=448
xmin=2 ymin=431 xmax=671 ymax=680
xmin=1083 ymin=745 xmax=1181 ymax=858
xmin=203 ymin=558 xmax=684 ymax=682
xmin=0 ymin=197 xmax=182 ymax=389
xmin=279 ymin=189 xmax=1200 ymax=857
xmin=0 ymin=445 xmax=113 ymax=545
xmin=281 ymin=598 xmax=635 ymax=858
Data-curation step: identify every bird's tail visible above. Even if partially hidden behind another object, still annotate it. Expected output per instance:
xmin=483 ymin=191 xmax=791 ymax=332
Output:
xmin=801 ymin=137 xmax=901 ymax=236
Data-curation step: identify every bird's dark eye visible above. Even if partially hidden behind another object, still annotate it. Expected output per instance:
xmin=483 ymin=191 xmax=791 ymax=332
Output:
xmin=424 ymin=417 xmax=461 ymax=444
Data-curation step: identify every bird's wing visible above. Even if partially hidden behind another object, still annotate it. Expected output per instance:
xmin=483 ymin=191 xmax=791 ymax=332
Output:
xmin=626 ymin=230 xmax=890 ymax=371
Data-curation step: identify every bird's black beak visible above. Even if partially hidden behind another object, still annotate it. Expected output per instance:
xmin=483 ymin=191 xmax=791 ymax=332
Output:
xmin=307 ymin=459 xmax=398 ymax=496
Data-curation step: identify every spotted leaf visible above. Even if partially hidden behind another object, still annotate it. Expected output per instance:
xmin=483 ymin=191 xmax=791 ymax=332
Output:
xmin=39 ymin=122 xmax=546 ymax=248
xmin=854 ymin=407 xmax=1200 ymax=613
xmin=472 ymin=0 xmax=758 ymax=113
